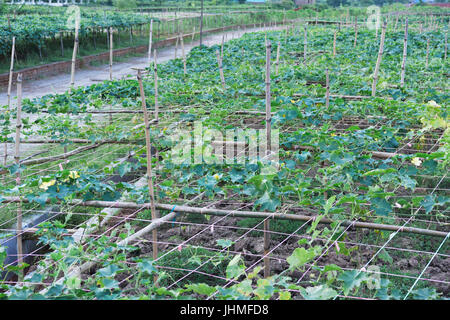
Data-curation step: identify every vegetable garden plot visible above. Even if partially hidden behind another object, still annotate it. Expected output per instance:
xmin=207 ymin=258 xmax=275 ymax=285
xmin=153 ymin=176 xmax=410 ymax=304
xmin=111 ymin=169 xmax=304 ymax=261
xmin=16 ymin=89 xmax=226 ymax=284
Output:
xmin=0 ymin=19 xmax=448 ymax=300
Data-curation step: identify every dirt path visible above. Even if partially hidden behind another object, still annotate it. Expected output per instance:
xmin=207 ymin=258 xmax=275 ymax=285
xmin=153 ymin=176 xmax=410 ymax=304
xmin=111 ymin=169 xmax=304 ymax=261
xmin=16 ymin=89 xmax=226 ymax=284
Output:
xmin=0 ymin=25 xmax=283 ymax=106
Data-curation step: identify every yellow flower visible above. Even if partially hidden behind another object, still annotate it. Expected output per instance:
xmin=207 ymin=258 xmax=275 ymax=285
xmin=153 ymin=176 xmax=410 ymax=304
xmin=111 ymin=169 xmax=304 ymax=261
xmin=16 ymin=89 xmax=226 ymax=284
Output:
xmin=331 ymin=133 xmax=337 ymax=137
xmin=69 ymin=171 xmax=80 ymax=179
xmin=427 ymin=100 xmax=440 ymax=108
xmin=162 ymin=127 xmax=168 ymax=134
xmin=213 ymin=174 xmax=220 ymax=180
xmin=411 ymin=157 xmax=422 ymax=167
xmin=291 ymin=100 xmax=296 ymax=104
xmin=40 ymin=180 xmax=56 ymax=190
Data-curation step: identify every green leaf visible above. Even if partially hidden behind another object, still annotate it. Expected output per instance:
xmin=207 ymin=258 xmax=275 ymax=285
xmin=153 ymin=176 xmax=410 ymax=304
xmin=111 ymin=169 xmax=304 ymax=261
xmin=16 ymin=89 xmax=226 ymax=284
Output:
xmin=186 ymin=283 xmax=216 ymax=296
xmin=216 ymin=239 xmax=234 ymax=249
xmin=254 ymin=192 xmax=280 ymax=212
xmin=338 ymin=270 xmax=368 ymax=295
xmin=98 ymin=264 xmax=120 ymax=277
xmin=226 ymin=254 xmax=245 ymax=280
xmin=420 ymin=195 xmax=436 ymax=214
xmin=287 ymin=247 xmax=317 ymax=271
xmin=300 ymin=285 xmax=338 ymax=300
xmin=370 ymin=197 xmax=392 ymax=216
xmin=138 ymin=260 xmax=157 ymax=275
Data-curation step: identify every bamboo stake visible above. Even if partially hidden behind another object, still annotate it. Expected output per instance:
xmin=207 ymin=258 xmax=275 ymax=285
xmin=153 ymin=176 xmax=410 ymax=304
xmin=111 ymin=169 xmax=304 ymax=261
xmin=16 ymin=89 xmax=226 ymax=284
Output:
xmin=275 ymin=41 xmax=281 ymax=76
xmin=264 ymin=41 xmax=272 ymax=279
xmin=69 ymin=21 xmax=80 ymax=91
xmin=426 ymin=37 xmax=430 ymax=69
xmin=136 ymin=69 xmax=159 ymax=273
xmin=303 ymin=24 xmax=308 ymax=64
xmin=216 ymin=50 xmax=226 ymax=90
xmin=154 ymin=49 xmax=159 ymax=122
xmin=174 ymin=35 xmax=179 ymax=59
xmin=325 ymin=68 xmax=330 ymax=108
xmin=148 ymin=19 xmax=153 ymax=67
xmin=14 ymin=73 xmax=23 ymax=280
xmin=4 ymin=37 xmax=15 ymax=170
xmin=7 ymin=37 xmax=16 ymax=109
xmin=372 ymin=21 xmax=387 ymax=97
xmin=445 ymin=32 xmax=448 ymax=61
xmin=400 ymin=18 xmax=408 ymax=88
xmin=354 ymin=17 xmax=358 ymax=48
xmin=333 ymin=30 xmax=337 ymax=57
xmin=109 ymin=27 xmax=113 ymax=81
xmin=220 ymin=34 xmax=225 ymax=60
xmin=180 ymin=33 xmax=187 ymax=76
xmin=60 ymin=31 xmax=64 ymax=57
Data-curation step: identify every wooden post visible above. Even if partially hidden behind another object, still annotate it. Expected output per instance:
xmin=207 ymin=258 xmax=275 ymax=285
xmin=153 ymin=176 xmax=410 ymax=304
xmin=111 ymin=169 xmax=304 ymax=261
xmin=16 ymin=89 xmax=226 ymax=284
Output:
xmin=109 ymin=27 xmax=113 ymax=81
xmin=400 ymin=18 xmax=408 ymax=88
xmin=180 ymin=33 xmax=187 ymax=76
xmin=14 ymin=73 xmax=23 ymax=280
xmin=372 ymin=21 xmax=387 ymax=97
xmin=70 ymin=21 xmax=80 ymax=91
xmin=426 ymin=37 xmax=430 ymax=69
xmin=333 ymin=30 xmax=337 ymax=57
xmin=303 ymin=24 xmax=308 ymax=64
xmin=154 ymin=49 xmax=159 ymax=123
xmin=174 ymin=35 xmax=179 ymax=59
xmin=7 ymin=37 xmax=15 ymax=111
xmin=136 ymin=69 xmax=159 ymax=282
xmin=148 ymin=20 xmax=153 ymax=67
xmin=445 ymin=32 xmax=448 ymax=61
xmin=216 ymin=50 xmax=225 ymax=90
xmin=354 ymin=17 xmax=358 ymax=48
xmin=325 ymin=68 xmax=330 ymax=108
xmin=60 ymin=31 xmax=64 ymax=57
xmin=275 ymin=41 xmax=280 ymax=76
xmin=264 ymin=41 xmax=272 ymax=279
xmin=221 ymin=34 xmax=225 ymax=60
xmin=192 ymin=26 xmax=196 ymax=42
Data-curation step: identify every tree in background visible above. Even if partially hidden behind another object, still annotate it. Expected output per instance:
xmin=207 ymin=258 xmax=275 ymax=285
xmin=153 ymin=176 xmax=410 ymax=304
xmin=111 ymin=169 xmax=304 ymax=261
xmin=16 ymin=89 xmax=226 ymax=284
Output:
xmin=113 ymin=0 xmax=137 ymax=9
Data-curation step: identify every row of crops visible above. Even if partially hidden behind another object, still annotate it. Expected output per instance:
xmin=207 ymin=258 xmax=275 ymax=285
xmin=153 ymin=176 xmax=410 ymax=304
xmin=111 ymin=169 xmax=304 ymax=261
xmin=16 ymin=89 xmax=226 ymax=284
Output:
xmin=0 ymin=12 xmax=449 ymax=300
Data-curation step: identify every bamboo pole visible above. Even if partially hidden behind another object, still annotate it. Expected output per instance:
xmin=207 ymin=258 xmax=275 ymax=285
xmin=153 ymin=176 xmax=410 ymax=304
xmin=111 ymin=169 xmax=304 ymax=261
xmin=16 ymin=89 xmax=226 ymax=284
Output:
xmin=174 ymin=35 xmax=179 ymax=59
xmin=180 ymin=33 xmax=187 ymax=76
xmin=221 ymin=34 xmax=225 ymax=60
xmin=0 ymin=143 xmax=104 ymax=175
xmin=154 ymin=49 xmax=159 ymax=122
xmin=148 ymin=19 xmax=153 ymax=67
xmin=109 ymin=27 xmax=113 ymax=81
xmin=7 ymin=37 xmax=15 ymax=109
xmin=14 ymin=73 xmax=23 ymax=280
xmin=445 ymin=32 xmax=448 ymax=61
xmin=400 ymin=18 xmax=408 ymax=88
xmin=60 ymin=32 xmax=64 ymax=57
xmin=137 ymin=69 xmax=159 ymax=271
xmin=303 ymin=24 xmax=308 ymax=64
xmin=372 ymin=21 xmax=387 ymax=97
xmin=264 ymin=41 xmax=272 ymax=279
xmin=69 ymin=21 xmax=80 ymax=91
xmin=3 ymin=198 xmax=448 ymax=238
xmin=426 ymin=37 xmax=430 ymax=69
xmin=354 ymin=17 xmax=358 ymax=48
xmin=275 ymin=41 xmax=281 ymax=76
xmin=325 ymin=68 xmax=330 ymax=108
xmin=4 ymin=36 xmax=16 ymax=170
xmin=333 ymin=30 xmax=337 ymax=57
xmin=216 ymin=50 xmax=226 ymax=90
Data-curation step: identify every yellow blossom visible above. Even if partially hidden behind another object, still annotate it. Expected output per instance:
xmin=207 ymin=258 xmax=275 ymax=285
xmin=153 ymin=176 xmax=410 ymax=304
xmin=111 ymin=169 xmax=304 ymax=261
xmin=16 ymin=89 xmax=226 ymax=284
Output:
xmin=40 ymin=180 xmax=56 ymax=190
xmin=411 ymin=157 xmax=422 ymax=167
xmin=213 ymin=174 xmax=220 ymax=180
xmin=69 ymin=171 xmax=80 ymax=179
